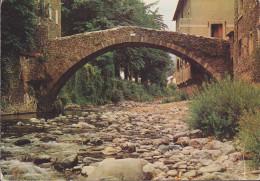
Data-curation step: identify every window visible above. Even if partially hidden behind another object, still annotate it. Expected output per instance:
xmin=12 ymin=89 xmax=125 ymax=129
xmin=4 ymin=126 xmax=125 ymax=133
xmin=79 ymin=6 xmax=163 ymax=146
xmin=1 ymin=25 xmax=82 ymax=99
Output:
xmin=55 ymin=10 xmax=58 ymax=25
xmin=187 ymin=9 xmax=191 ymax=18
xmin=249 ymin=32 xmax=254 ymax=54
xmin=239 ymin=39 xmax=242 ymax=57
xmin=240 ymin=0 xmax=244 ymax=11
xmin=49 ymin=6 xmax=52 ymax=20
xmin=177 ymin=59 xmax=180 ymax=71
xmin=211 ymin=24 xmax=223 ymax=38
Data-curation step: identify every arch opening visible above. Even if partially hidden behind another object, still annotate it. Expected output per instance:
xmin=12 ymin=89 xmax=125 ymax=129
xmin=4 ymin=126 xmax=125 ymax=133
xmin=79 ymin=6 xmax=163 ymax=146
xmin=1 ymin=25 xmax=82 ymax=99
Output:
xmin=49 ymin=41 xmax=213 ymax=101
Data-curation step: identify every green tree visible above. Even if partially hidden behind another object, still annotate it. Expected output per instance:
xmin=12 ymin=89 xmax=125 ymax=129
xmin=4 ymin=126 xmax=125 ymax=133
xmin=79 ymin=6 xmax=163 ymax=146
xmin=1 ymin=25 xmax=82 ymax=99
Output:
xmin=1 ymin=0 xmax=38 ymax=94
xmin=60 ymin=0 xmax=173 ymax=105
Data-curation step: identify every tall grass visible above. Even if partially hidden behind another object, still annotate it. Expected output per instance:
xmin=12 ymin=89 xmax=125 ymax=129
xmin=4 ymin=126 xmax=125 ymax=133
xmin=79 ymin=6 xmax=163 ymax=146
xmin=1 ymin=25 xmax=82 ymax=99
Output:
xmin=187 ymin=76 xmax=260 ymax=140
xmin=238 ymin=110 xmax=260 ymax=168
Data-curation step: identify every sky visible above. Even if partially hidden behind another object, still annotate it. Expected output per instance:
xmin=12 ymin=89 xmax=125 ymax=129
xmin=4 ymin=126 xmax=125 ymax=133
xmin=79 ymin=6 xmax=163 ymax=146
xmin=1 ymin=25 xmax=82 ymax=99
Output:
xmin=143 ymin=0 xmax=179 ymax=31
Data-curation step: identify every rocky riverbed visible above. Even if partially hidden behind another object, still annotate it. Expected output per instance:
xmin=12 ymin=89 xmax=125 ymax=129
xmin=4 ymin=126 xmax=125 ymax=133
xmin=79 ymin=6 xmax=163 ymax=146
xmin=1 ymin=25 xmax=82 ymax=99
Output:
xmin=1 ymin=101 xmax=259 ymax=180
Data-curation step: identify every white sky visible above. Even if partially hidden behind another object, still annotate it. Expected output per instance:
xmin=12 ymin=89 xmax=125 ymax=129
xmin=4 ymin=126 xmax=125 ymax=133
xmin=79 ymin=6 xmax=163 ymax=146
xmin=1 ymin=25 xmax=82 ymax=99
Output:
xmin=143 ymin=0 xmax=179 ymax=31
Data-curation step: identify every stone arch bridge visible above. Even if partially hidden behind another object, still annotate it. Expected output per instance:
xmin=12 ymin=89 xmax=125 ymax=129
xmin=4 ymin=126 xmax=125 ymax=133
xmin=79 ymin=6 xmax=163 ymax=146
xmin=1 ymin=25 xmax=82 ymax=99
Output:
xmin=21 ymin=26 xmax=231 ymax=113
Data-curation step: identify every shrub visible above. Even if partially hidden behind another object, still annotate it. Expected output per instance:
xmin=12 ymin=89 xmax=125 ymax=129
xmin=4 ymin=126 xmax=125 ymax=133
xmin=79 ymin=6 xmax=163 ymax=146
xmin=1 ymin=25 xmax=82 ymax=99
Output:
xmin=168 ymin=83 xmax=178 ymax=91
xmin=174 ymin=90 xmax=189 ymax=101
xmin=111 ymin=90 xmax=123 ymax=104
xmin=162 ymin=97 xmax=175 ymax=104
xmin=238 ymin=110 xmax=260 ymax=168
xmin=187 ymin=77 xmax=260 ymax=140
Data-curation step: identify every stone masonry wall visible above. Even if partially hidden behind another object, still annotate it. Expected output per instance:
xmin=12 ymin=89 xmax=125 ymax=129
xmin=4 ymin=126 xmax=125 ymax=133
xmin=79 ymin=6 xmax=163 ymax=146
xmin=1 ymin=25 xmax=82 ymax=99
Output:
xmin=40 ymin=26 xmax=231 ymax=98
xmin=233 ymin=0 xmax=259 ymax=81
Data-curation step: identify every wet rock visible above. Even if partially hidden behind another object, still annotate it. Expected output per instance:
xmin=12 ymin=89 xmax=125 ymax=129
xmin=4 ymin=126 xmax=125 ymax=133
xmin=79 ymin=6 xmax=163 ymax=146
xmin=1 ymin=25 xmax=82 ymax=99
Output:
xmin=40 ymin=136 xmax=56 ymax=142
xmin=167 ymin=169 xmax=178 ymax=177
xmin=143 ymin=163 xmax=156 ymax=180
xmin=29 ymin=118 xmax=41 ymax=123
xmin=82 ymin=157 xmax=102 ymax=165
xmin=38 ymin=162 xmax=53 ymax=168
xmin=189 ymin=129 xmax=203 ymax=139
xmin=73 ymin=165 xmax=82 ymax=171
xmin=17 ymin=121 xmax=25 ymax=126
xmin=189 ymin=138 xmax=209 ymax=149
xmin=34 ymin=154 xmax=51 ymax=165
xmin=72 ymin=122 xmax=95 ymax=129
xmin=86 ymin=158 xmax=148 ymax=180
xmin=58 ymin=154 xmax=78 ymax=170
xmin=83 ymin=137 xmax=103 ymax=146
xmin=14 ymin=139 xmax=31 ymax=146
xmin=176 ymin=137 xmax=190 ymax=146
xmin=198 ymin=162 xmax=225 ymax=174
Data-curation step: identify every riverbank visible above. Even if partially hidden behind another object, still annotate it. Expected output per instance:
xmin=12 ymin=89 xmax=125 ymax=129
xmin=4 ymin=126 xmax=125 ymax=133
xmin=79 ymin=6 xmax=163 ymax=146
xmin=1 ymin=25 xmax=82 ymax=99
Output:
xmin=1 ymin=100 xmax=259 ymax=180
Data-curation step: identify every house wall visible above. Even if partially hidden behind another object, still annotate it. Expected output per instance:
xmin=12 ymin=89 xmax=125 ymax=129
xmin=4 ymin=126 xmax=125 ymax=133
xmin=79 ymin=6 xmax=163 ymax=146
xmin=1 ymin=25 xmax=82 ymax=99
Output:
xmin=233 ymin=0 xmax=259 ymax=81
xmin=173 ymin=0 xmax=235 ymax=94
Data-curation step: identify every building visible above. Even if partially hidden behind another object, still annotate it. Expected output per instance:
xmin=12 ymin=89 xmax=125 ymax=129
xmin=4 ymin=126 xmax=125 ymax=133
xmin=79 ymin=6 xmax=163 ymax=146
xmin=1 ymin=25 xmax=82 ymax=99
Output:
xmin=230 ymin=0 xmax=259 ymax=82
xmin=172 ymin=0 xmax=235 ymax=93
xmin=35 ymin=0 xmax=61 ymax=48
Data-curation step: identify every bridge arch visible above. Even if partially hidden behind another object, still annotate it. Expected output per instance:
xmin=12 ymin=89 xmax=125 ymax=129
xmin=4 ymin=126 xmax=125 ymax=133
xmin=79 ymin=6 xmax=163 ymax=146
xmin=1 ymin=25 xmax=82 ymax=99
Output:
xmin=30 ymin=26 xmax=231 ymax=113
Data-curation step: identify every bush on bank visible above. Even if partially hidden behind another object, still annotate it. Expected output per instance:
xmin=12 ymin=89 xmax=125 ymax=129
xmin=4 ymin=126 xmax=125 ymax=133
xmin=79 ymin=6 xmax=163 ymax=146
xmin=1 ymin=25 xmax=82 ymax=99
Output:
xmin=187 ymin=76 xmax=260 ymax=140
xmin=238 ymin=110 xmax=260 ymax=168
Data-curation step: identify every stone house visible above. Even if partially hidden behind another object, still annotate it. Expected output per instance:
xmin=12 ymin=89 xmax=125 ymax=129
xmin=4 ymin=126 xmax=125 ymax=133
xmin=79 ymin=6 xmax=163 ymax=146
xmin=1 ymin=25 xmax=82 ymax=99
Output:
xmin=172 ymin=0 xmax=235 ymax=93
xmin=229 ymin=0 xmax=259 ymax=81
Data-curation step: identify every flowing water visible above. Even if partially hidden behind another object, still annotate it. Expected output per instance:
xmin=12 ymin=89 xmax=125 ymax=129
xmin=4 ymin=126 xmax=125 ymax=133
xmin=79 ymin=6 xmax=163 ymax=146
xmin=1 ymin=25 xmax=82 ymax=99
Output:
xmin=1 ymin=110 xmax=88 ymax=180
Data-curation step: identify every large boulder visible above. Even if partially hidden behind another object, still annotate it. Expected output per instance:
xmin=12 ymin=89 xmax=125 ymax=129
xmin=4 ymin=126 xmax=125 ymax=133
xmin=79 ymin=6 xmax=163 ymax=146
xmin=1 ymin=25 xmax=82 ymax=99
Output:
xmin=86 ymin=158 xmax=148 ymax=180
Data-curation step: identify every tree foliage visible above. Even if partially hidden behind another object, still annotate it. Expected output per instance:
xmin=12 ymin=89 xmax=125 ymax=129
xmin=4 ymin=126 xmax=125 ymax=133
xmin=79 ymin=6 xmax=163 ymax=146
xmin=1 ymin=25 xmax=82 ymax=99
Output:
xmin=1 ymin=0 xmax=38 ymax=94
xmin=1 ymin=0 xmax=38 ymax=56
xmin=59 ymin=0 xmax=174 ymax=105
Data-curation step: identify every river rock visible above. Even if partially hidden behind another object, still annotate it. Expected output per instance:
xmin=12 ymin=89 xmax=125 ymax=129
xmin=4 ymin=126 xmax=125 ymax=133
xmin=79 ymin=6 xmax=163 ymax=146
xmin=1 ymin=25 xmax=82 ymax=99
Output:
xmin=203 ymin=140 xmax=235 ymax=155
xmin=86 ymin=158 xmax=148 ymax=180
xmin=198 ymin=172 xmax=241 ymax=180
xmin=58 ymin=154 xmax=78 ymax=170
xmin=190 ymin=150 xmax=213 ymax=160
xmin=176 ymin=137 xmax=190 ymax=146
xmin=40 ymin=136 xmax=56 ymax=142
xmin=34 ymin=154 xmax=51 ymax=164
xmin=17 ymin=121 xmax=25 ymax=126
xmin=173 ymin=132 xmax=189 ymax=140
xmin=14 ymin=138 xmax=31 ymax=146
xmin=102 ymin=147 xmax=121 ymax=156
xmin=29 ymin=118 xmax=40 ymax=123
xmin=120 ymin=142 xmax=136 ymax=152
xmin=198 ymin=162 xmax=225 ymax=174
xmin=167 ymin=169 xmax=178 ymax=177
xmin=143 ymin=163 xmax=156 ymax=180
xmin=189 ymin=138 xmax=209 ymax=149
xmin=72 ymin=122 xmax=95 ymax=129
xmin=82 ymin=157 xmax=102 ymax=165
xmin=183 ymin=170 xmax=197 ymax=178
xmin=82 ymin=166 xmax=95 ymax=176
xmin=189 ymin=129 xmax=203 ymax=139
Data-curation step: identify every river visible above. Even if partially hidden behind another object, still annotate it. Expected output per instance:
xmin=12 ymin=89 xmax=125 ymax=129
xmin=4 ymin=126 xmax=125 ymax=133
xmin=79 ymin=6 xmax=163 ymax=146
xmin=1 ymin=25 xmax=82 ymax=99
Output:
xmin=0 ymin=101 xmax=258 ymax=180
